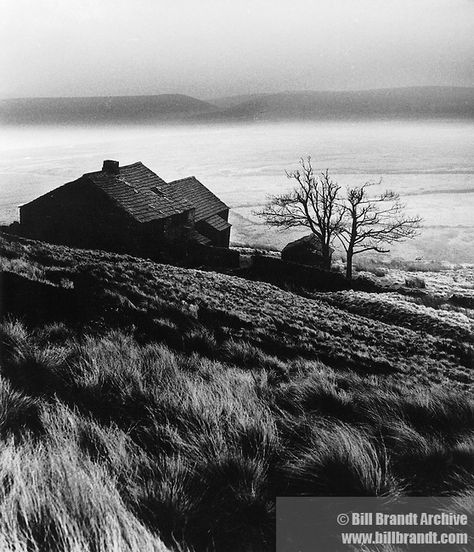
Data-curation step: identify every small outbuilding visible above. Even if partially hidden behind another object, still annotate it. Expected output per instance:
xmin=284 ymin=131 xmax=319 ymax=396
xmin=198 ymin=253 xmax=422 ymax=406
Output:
xmin=281 ymin=234 xmax=333 ymax=268
xmin=19 ymin=160 xmax=231 ymax=260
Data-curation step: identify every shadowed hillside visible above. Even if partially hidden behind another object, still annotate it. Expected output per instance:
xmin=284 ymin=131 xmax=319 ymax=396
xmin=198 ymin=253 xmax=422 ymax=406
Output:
xmin=0 ymin=94 xmax=217 ymax=124
xmin=213 ymin=87 xmax=474 ymax=121
xmin=1 ymin=87 xmax=473 ymax=125
xmin=0 ymin=232 xmax=473 ymax=551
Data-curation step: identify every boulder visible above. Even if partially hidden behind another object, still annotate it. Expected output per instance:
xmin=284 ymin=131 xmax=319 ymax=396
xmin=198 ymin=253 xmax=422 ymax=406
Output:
xmin=404 ymin=276 xmax=426 ymax=289
xmin=281 ymin=234 xmax=333 ymax=268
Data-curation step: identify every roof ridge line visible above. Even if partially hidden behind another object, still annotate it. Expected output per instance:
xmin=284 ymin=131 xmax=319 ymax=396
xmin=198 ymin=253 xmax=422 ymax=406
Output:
xmin=83 ymin=161 xmax=144 ymax=177
xmin=168 ymin=176 xmax=196 ymax=184
xmin=120 ymin=161 xmax=144 ymax=169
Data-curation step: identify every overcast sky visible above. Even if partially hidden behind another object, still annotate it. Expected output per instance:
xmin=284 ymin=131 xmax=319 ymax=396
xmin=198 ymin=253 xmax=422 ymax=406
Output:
xmin=1 ymin=0 xmax=473 ymax=99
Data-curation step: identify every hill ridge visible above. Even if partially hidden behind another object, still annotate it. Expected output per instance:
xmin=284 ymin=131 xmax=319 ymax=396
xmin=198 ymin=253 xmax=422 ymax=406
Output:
xmin=1 ymin=86 xmax=473 ymax=123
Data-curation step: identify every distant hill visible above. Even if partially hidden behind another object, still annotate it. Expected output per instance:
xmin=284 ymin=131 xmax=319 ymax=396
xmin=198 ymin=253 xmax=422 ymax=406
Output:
xmin=1 ymin=87 xmax=473 ymax=124
xmin=0 ymin=94 xmax=217 ymax=124
xmin=211 ymin=87 xmax=474 ymax=120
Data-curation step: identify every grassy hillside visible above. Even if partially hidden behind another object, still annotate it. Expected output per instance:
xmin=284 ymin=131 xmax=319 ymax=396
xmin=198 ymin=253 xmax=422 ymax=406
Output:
xmin=0 ymin=232 xmax=473 ymax=551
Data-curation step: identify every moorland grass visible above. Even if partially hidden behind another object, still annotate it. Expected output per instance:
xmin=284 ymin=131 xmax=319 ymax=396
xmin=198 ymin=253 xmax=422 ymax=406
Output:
xmin=0 ymin=233 xmax=473 ymax=551
xmin=1 ymin=319 xmax=473 ymax=551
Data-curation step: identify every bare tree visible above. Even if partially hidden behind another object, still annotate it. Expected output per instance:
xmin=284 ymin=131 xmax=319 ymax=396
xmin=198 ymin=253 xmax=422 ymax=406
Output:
xmin=338 ymin=183 xmax=423 ymax=279
xmin=257 ymin=157 xmax=344 ymax=268
xmin=258 ymin=159 xmax=422 ymax=279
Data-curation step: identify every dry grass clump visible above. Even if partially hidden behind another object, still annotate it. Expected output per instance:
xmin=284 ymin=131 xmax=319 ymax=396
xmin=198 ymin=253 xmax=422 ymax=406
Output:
xmin=0 ymin=377 xmax=43 ymax=439
xmin=0 ymin=438 xmax=170 ymax=552
xmin=277 ymin=420 xmax=397 ymax=497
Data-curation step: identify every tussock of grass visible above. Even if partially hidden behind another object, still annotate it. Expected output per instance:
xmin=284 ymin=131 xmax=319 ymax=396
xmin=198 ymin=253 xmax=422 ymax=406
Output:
xmin=274 ymin=368 xmax=474 ymax=438
xmin=392 ymin=435 xmax=474 ymax=496
xmin=0 ymin=378 xmax=43 ymax=439
xmin=279 ymin=421 xmax=396 ymax=497
xmin=0 ymin=256 xmax=45 ymax=281
xmin=0 ymin=439 xmax=170 ymax=552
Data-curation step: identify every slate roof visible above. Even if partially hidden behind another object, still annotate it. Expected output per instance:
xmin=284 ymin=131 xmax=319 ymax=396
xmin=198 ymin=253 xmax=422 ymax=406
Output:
xmin=164 ymin=177 xmax=228 ymax=222
xmin=84 ymin=162 xmax=193 ymax=223
xmin=22 ymin=161 xmax=230 ymax=232
xmin=200 ymin=214 xmax=232 ymax=232
xmin=83 ymin=163 xmax=229 ymax=226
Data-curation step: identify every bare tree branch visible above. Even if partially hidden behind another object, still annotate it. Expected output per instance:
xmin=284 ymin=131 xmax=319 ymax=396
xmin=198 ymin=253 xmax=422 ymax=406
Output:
xmin=255 ymin=157 xmax=344 ymax=268
xmin=256 ymin=158 xmax=422 ymax=279
xmin=337 ymin=184 xmax=422 ymax=278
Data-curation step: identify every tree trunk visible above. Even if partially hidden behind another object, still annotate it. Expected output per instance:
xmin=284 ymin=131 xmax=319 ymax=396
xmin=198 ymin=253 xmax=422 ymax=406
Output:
xmin=321 ymin=243 xmax=332 ymax=270
xmin=346 ymin=212 xmax=357 ymax=280
xmin=346 ymin=249 xmax=354 ymax=280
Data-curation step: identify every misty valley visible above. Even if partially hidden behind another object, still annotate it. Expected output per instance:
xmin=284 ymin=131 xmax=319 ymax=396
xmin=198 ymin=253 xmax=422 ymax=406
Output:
xmin=1 ymin=118 xmax=473 ymax=263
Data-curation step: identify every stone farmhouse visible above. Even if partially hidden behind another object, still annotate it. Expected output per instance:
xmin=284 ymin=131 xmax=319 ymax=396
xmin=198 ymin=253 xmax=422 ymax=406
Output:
xmin=19 ymin=160 xmax=231 ymax=261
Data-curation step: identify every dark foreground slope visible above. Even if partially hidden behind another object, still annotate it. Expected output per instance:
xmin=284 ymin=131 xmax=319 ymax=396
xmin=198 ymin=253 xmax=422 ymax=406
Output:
xmin=0 ymin=233 xmax=473 ymax=551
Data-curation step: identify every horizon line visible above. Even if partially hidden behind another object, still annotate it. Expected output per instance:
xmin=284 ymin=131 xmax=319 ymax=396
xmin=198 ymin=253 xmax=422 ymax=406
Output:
xmin=1 ymin=85 xmax=473 ymax=102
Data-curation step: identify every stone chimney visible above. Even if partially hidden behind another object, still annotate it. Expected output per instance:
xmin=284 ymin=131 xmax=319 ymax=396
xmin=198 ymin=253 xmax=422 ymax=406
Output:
xmin=102 ymin=160 xmax=119 ymax=174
